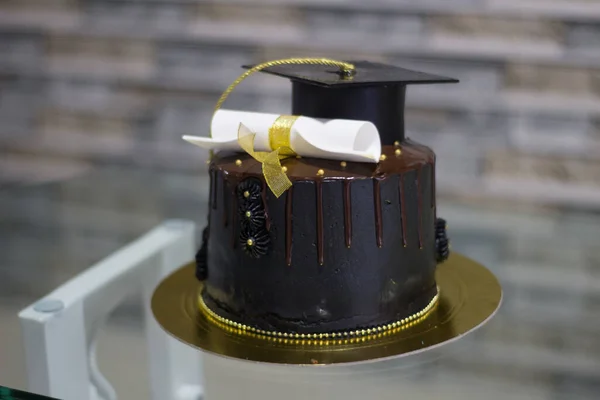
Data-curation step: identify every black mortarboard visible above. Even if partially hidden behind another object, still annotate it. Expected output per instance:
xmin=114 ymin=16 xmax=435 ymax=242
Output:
xmin=244 ymin=60 xmax=458 ymax=145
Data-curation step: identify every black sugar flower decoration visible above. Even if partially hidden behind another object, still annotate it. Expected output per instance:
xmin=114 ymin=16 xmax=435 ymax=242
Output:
xmin=239 ymin=201 xmax=266 ymax=230
xmin=236 ymin=178 xmax=271 ymax=258
xmin=240 ymin=227 xmax=270 ymax=258
xmin=435 ymin=217 xmax=450 ymax=263
xmin=237 ymin=178 xmax=262 ymax=205
xmin=195 ymin=226 xmax=209 ymax=281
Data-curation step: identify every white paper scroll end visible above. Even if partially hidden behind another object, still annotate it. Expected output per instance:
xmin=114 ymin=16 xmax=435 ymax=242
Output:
xmin=182 ymin=135 xmax=239 ymax=152
xmin=183 ymin=109 xmax=382 ymax=163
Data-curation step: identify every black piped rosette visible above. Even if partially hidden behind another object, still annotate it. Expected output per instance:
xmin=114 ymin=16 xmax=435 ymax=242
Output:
xmin=195 ymin=226 xmax=209 ymax=281
xmin=435 ymin=217 xmax=450 ymax=263
xmin=239 ymin=201 xmax=266 ymax=230
xmin=239 ymin=226 xmax=270 ymax=258
xmin=237 ymin=178 xmax=270 ymax=258
xmin=237 ymin=178 xmax=262 ymax=203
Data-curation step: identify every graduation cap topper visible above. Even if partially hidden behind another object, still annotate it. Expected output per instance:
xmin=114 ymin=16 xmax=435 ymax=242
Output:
xmin=247 ymin=59 xmax=458 ymax=145
xmin=184 ymin=58 xmax=458 ymax=197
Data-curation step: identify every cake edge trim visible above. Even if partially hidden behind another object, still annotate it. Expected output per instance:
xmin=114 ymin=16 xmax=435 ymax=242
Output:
xmin=198 ymin=287 xmax=440 ymax=344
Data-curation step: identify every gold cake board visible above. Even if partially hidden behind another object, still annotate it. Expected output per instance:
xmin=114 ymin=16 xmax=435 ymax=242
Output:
xmin=152 ymin=253 xmax=501 ymax=365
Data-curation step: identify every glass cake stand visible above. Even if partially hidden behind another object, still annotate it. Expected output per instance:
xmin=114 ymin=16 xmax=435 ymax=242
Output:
xmin=5 ymin=167 xmax=600 ymax=400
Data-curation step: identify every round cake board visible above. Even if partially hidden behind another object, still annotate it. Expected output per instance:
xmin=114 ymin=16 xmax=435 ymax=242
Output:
xmin=152 ymin=253 xmax=502 ymax=366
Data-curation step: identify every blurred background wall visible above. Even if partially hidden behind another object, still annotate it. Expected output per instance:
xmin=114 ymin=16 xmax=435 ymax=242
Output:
xmin=1 ymin=0 xmax=599 ymax=210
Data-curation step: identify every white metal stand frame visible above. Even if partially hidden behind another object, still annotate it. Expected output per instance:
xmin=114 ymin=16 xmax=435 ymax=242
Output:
xmin=18 ymin=220 xmax=203 ymax=400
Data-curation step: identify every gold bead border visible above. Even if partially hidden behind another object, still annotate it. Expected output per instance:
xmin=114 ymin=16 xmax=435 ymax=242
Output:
xmin=198 ymin=289 xmax=439 ymax=345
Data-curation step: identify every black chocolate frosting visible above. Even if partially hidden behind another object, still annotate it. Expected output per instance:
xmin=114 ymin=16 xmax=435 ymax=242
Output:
xmin=198 ymin=140 xmax=444 ymax=334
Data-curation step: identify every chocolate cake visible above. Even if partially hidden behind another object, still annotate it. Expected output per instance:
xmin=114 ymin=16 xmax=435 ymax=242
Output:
xmin=195 ymin=60 xmax=457 ymax=337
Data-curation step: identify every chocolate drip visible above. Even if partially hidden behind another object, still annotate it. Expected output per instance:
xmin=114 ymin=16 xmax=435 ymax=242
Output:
xmin=285 ymin=187 xmax=294 ymax=266
xmin=432 ymin=156 xmax=436 ymax=219
xmin=211 ymin=169 xmax=217 ymax=210
xmin=399 ymin=174 xmax=407 ymax=247
xmin=417 ymin=167 xmax=423 ymax=249
xmin=261 ymin=180 xmax=271 ymax=231
xmin=373 ymin=179 xmax=383 ymax=248
xmin=231 ymin=185 xmax=238 ymax=248
xmin=210 ymin=144 xmax=436 ymax=254
xmin=316 ymin=180 xmax=324 ymax=265
xmin=343 ymin=181 xmax=352 ymax=248
xmin=223 ymin=179 xmax=229 ymax=227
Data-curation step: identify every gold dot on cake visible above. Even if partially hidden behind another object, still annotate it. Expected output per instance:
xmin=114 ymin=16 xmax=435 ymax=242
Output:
xmin=247 ymin=238 xmax=254 ymax=246
xmin=394 ymin=141 xmax=400 ymax=147
xmin=235 ymin=159 xmax=242 ymax=166
xmin=243 ymin=191 xmax=250 ymax=198
xmin=395 ymin=149 xmax=402 ymax=156
xmin=340 ymin=161 xmax=347 ymax=168
xmin=245 ymin=211 xmax=251 ymax=218
xmin=379 ymin=154 xmax=387 ymax=161
xmin=281 ymin=166 xmax=288 ymax=173
xmin=317 ymin=169 xmax=325 ymax=176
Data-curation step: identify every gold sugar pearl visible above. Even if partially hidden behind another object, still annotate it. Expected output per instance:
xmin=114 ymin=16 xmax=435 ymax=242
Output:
xmin=340 ymin=161 xmax=347 ymax=168
xmin=379 ymin=154 xmax=387 ymax=161
xmin=235 ymin=159 xmax=242 ymax=166
xmin=395 ymin=149 xmax=402 ymax=156
xmin=247 ymin=238 xmax=254 ymax=246
xmin=281 ymin=166 xmax=288 ymax=173
xmin=245 ymin=211 xmax=252 ymax=218
xmin=296 ymin=155 xmax=302 ymax=159
xmin=243 ymin=191 xmax=250 ymax=198
xmin=394 ymin=141 xmax=401 ymax=147
xmin=317 ymin=169 xmax=325 ymax=176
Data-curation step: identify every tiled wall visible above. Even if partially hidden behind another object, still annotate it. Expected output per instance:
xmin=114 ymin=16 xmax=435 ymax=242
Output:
xmin=1 ymin=0 xmax=600 ymax=208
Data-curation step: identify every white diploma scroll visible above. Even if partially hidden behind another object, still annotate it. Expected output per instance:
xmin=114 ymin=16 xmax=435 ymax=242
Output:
xmin=183 ymin=109 xmax=381 ymax=163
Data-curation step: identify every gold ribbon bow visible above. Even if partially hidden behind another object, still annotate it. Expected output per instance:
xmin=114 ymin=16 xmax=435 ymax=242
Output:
xmin=237 ymin=115 xmax=299 ymax=198
xmin=210 ymin=57 xmax=355 ymax=197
